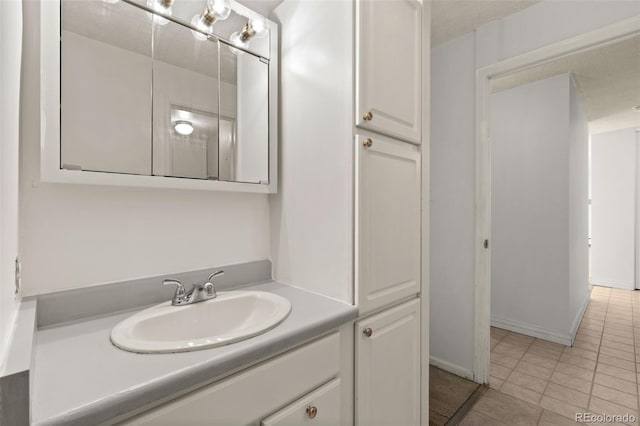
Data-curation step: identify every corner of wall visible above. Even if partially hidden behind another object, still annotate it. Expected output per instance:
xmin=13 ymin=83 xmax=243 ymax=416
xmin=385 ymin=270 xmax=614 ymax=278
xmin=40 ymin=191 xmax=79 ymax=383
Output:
xmin=569 ymin=289 xmax=590 ymax=343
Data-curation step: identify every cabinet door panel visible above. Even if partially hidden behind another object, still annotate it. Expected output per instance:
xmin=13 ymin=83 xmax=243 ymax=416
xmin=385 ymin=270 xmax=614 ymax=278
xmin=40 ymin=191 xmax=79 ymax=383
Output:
xmin=355 ymin=299 xmax=420 ymax=426
xmin=356 ymin=135 xmax=420 ymax=314
xmin=355 ymin=0 xmax=422 ymax=144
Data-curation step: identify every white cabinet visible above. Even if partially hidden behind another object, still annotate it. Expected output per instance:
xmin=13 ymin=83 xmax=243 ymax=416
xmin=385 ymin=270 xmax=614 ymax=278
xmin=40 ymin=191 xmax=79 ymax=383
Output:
xmin=355 ymin=0 xmax=422 ymax=144
xmin=356 ymin=134 xmax=421 ymax=314
xmin=262 ymin=379 xmax=341 ymax=426
xmin=119 ymin=333 xmax=340 ymax=425
xmin=273 ymin=1 xmax=425 ymax=424
xmin=355 ymin=298 xmax=421 ymax=426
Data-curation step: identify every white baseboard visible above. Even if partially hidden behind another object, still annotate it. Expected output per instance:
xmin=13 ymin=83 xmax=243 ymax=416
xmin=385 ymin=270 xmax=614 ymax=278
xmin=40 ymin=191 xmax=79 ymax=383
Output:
xmin=490 ymin=315 xmax=572 ymax=346
xmin=429 ymin=356 xmax=474 ymax=381
xmin=570 ymin=290 xmax=591 ymax=344
xmin=590 ymin=277 xmax=634 ymax=290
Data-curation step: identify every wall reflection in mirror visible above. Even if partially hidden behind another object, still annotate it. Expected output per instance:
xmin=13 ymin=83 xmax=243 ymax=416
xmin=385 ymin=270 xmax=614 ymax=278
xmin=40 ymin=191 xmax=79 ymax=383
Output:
xmin=60 ymin=0 xmax=271 ymax=185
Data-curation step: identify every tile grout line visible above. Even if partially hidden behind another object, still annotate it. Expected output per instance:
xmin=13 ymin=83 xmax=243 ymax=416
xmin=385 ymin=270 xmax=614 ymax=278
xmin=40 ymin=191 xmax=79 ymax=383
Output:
xmin=479 ymin=288 xmax=640 ymax=426
xmin=489 ymin=328 xmax=509 ymax=389
xmin=490 ymin=329 xmax=521 ymax=389
xmin=538 ymin=287 xmax=601 ymax=417
xmin=632 ymin=291 xmax=639 ymax=425
xmin=497 ymin=333 xmax=536 ymax=392
xmin=537 ymin=336 xmax=562 ymax=407
xmin=586 ymin=288 xmax=609 ymax=413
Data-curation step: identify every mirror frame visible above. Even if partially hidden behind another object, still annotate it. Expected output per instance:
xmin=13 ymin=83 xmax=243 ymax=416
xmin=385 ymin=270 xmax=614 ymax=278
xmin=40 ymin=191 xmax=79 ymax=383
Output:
xmin=40 ymin=0 xmax=278 ymax=193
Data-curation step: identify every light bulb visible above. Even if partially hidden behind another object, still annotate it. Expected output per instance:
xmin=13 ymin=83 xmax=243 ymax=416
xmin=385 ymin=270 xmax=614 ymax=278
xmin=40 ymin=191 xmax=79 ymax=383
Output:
xmin=174 ymin=120 xmax=194 ymax=136
xmin=190 ymin=15 xmax=209 ymax=41
xmin=209 ymin=0 xmax=231 ymax=20
xmin=229 ymin=31 xmax=247 ymax=55
xmin=147 ymin=0 xmax=173 ymax=25
xmin=250 ymin=17 xmax=268 ymax=38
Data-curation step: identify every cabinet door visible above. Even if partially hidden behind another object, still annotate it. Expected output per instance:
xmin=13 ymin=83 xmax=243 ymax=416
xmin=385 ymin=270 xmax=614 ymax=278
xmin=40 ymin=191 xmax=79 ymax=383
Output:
xmin=355 ymin=0 xmax=422 ymax=144
xmin=261 ymin=379 xmax=341 ymax=426
xmin=355 ymin=299 xmax=420 ymax=426
xmin=356 ymin=135 xmax=420 ymax=314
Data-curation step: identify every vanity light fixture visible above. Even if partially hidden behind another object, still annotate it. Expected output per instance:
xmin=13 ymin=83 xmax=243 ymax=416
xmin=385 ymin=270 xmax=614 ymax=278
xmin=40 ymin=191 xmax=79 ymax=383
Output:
xmin=191 ymin=0 xmax=232 ymax=40
xmin=633 ymin=105 xmax=640 ymax=112
xmin=174 ymin=120 xmax=194 ymax=136
xmin=229 ymin=18 xmax=267 ymax=53
xmin=147 ymin=0 xmax=174 ymax=25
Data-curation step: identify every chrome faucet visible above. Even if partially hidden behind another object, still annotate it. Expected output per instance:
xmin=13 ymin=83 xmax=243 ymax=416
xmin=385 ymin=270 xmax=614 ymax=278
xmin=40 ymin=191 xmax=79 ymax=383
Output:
xmin=163 ymin=270 xmax=224 ymax=306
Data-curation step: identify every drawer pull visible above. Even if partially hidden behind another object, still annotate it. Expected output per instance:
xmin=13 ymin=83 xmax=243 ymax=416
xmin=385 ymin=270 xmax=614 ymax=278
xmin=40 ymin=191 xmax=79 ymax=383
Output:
xmin=363 ymin=327 xmax=373 ymax=337
xmin=363 ymin=138 xmax=373 ymax=148
xmin=363 ymin=111 xmax=373 ymax=121
xmin=306 ymin=405 xmax=318 ymax=419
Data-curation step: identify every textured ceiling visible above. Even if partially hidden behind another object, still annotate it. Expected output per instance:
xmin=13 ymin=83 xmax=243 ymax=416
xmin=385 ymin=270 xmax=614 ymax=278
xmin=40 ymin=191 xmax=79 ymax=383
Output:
xmin=492 ymin=35 xmax=640 ymax=135
xmin=431 ymin=0 xmax=541 ymax=46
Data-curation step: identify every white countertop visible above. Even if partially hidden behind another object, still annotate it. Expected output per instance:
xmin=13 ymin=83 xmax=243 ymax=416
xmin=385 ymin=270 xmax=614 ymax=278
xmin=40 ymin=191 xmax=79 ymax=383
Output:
xmin=32 ymin=281 xmax=357 ymax=425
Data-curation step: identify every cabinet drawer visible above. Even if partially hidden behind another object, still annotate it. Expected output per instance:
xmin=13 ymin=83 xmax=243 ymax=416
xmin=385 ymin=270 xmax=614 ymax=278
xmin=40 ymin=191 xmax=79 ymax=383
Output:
xmin=120 ymin=333 xmax=340 ymax=425
xmin=261 ymin=379 xmax=341 ymax=426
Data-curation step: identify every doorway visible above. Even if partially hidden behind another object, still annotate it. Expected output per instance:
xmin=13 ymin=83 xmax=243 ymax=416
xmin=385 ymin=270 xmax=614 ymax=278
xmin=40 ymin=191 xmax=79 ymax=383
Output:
xmin=474 ymin=19 xmax=640 ymax=385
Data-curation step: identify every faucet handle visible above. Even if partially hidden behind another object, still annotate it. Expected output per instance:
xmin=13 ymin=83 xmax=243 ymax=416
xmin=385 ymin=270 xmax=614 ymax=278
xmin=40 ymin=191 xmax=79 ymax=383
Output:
xmin=207 ymin=270 xmax=224 ymax=282
xmin=204 ymin=271 xmax=224 ymax=298
xmin=163 ymin=278 xmax=186 ymax=298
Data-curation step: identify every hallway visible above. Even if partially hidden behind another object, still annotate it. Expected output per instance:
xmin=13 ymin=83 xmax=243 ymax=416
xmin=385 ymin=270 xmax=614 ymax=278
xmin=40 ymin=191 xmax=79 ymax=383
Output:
xmin=461 ymin=286 xmax=639 ymax=425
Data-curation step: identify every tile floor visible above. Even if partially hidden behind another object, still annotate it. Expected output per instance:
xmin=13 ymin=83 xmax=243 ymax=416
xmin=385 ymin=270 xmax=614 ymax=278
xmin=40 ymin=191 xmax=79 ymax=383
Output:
xmin=429 ymin=365 xmax=480 ymax=425
xmin=461 ymin=286 xmax=640 ymax=425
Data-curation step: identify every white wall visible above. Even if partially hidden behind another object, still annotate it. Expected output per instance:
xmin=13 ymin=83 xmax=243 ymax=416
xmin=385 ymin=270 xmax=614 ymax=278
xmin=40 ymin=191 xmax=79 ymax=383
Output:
xmin=490 ymin=74 xmax=588 ymax=342
xmin=568 ymin=79 xmax=589 ymax=326
xmin=430 ymin=0 xmax=639 ymax=376
xmin=270 ymin=0 xmax=353 ymax=303
xmin=490 ymin=74 xmax=571 ymax=338
xmin=19 ymin=0 xmax=270 ymax=296
xmin=429 ymin=32 xmax=476 ymax=376
xmin=590 ymin=128 xmax=637 ymax=289
xmin=0 ymin=0 xmax=22 ymax=362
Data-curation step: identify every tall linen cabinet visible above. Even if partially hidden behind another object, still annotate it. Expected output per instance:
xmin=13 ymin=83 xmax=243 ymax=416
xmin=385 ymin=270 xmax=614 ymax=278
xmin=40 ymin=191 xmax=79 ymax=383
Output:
xmin=271 ymin=0 xmax=426 ymax=424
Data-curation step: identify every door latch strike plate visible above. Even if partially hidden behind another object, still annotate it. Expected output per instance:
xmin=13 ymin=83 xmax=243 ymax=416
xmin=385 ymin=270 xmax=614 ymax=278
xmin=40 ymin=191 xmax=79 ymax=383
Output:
xmin=15 ymin=257 xmax=21 ymax=296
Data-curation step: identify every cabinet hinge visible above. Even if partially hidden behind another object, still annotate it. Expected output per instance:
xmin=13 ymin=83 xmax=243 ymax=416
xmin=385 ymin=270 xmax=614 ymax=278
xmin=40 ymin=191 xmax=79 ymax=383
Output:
xmin=15 ymin=257 xmax=21 ymax=296
xmin=483 ymin=239 xmax=489 ymax=249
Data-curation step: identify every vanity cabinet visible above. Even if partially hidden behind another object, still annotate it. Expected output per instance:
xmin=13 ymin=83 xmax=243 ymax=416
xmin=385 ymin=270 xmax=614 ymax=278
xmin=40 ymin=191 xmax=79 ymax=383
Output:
xmin=355 ymin=0 xmax=422 ymax=144
xmin=356 ymin=134 xmax=421 ymax=314
xmin=355 ymin=298 xmax=420 ymax=426
xmin=118 ymin=333 xmax=342 ymax=425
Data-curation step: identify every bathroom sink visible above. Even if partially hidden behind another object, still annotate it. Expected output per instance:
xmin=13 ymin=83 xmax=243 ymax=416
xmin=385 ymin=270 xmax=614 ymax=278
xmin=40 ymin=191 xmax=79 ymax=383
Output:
xmin=110 ymin=291 xmax=291 ymax=353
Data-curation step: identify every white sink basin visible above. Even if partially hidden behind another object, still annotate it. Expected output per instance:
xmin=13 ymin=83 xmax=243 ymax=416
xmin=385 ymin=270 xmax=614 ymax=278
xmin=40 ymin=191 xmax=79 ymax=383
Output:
xmin=110 ymin=291 xmax=291 ymax=353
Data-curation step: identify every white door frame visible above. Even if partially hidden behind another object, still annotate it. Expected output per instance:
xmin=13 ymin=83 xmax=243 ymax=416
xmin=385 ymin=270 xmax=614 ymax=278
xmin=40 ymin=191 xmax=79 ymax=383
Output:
xmin=636 ymin=129 xmax=640 ymax=290
xmin=473 ymin=16 xmax=640 ymax=384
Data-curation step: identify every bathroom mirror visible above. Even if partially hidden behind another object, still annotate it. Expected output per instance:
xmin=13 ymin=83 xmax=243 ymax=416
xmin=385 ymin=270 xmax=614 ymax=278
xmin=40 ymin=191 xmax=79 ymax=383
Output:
xmin=219 ymin=42 xmax=269 ymax=183
xmin=53 ymin=0 xmax=277 ymax=191
xmin=151 ymin=14 xmax=220 ymax=180
xmin=61 ymin=0 xmax=153 ymax=175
